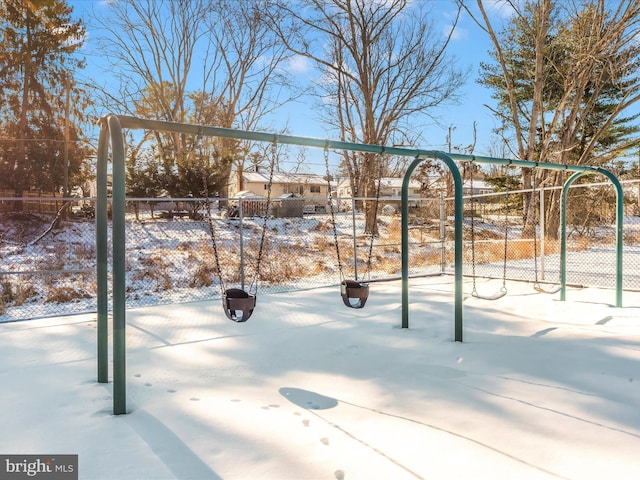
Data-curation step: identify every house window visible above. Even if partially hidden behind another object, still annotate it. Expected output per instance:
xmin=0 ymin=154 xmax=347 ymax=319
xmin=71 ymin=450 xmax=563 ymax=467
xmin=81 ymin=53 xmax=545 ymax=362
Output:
xmin=310 ymin=185 xmax=321 ymax=193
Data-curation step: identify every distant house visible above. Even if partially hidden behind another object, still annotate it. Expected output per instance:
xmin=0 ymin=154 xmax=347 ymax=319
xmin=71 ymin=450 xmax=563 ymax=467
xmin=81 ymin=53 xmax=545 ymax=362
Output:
xmin=335 ymin=177 xmax=423 ymax=199
xmin=227 ymin=169 xmax=331 ymax=217
xmin=229 ymin=169 xmax=329 ymax=199
xmin=462 ymin=178 xmax=494 ymax=197
xmin=334 ymin=177 xmax=424 ymax=212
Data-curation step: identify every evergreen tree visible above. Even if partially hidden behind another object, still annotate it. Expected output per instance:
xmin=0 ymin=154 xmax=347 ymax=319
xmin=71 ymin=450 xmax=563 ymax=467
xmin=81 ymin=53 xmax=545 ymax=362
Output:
xmin=0 ymin=0 xmax=88 ymax=205
xmin=471 ymin=0 xmax=640 ymax=237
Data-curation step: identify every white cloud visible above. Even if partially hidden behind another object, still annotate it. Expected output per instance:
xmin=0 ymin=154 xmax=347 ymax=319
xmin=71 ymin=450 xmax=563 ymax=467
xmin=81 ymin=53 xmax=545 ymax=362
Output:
xmin=448 ymin=23 xmax=469 ymax=41
xmin=287 ymin=55 xmax=313 ymax=75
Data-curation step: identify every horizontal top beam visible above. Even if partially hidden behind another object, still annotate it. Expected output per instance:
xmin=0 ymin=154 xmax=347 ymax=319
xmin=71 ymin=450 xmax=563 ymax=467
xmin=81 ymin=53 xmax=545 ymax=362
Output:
xmin=108 ymin=114 xmax=605 ymax=174
xmin=446 ymin=152 xmax=599 ymax=174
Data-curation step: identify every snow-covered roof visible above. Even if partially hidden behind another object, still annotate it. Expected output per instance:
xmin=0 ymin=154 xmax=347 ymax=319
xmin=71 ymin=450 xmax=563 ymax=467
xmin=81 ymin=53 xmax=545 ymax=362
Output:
xmin=336 ymin=177 xmax=421 ymax=189
xmin=233 ymin=190 xmax=264 ymax=198
xmin=243 ymin=171 xmax=326 ymax=185
xmin=462 ymin=179 xmax=494 ymax=191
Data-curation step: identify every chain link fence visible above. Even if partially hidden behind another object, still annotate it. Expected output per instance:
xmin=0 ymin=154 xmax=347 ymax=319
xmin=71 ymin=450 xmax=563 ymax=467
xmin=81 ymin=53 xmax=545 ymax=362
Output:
xmin=453 ymin=179 xmax=640 ymax=292
xmin=2 ymin=181 xmax=640 ymax=321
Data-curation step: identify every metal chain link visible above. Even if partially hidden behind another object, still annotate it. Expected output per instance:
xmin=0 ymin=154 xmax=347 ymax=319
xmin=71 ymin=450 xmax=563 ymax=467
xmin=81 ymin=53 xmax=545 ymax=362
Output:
xmin=324 ymin=143 xmax=345 ymax=281
xmin=249 ymin=138 xmax=277 ymax=293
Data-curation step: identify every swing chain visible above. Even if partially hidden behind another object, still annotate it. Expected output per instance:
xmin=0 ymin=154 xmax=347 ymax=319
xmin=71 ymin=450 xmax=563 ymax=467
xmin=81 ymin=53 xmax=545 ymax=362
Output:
xmin=531 ymin=167 xmax=545 ymax=288
xmin=201 ymin=138 xmax=227 ymax=295
xmin=469 ymin=163 xmax=478 ymax=295
xmin=250 ymin=138 xmax=277 ymax=292
xmin=469 ymin=161 xmax=509 ymax=299
xmin=324 ymin=143 xmax=345 ymax=281
xmin=363 ymin=151 xmax=385 ymax=281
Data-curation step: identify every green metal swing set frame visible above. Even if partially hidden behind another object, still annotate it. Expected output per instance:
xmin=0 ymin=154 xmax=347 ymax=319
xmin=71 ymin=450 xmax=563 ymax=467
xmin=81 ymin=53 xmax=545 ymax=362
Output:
xmin=97 ymin=114 xmax=624 ymax=414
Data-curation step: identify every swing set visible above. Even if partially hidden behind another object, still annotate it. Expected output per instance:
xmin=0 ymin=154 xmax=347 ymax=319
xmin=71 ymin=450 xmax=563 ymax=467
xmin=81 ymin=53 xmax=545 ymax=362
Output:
xmin=96 ymin=114 xmax=624 ymax=415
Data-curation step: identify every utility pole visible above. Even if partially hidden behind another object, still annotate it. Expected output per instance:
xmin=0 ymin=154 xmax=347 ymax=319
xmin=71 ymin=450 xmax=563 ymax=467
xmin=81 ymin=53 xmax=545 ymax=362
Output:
xmin=63 ymin=76 xmax=70 ymax=198
xmin=447 ymin=125 xmax=455 ymax=153
xmin=62 ymin=77 xmax=71 ymax=219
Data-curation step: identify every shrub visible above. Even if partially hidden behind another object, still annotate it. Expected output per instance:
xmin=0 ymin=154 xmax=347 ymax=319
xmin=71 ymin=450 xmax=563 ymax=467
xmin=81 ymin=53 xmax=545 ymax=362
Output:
xmin=45 ymin=286 xmax=91 ymax=303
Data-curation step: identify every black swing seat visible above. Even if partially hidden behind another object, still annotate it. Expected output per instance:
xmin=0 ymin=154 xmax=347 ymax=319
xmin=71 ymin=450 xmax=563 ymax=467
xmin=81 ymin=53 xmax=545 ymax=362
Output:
xmin=223 ymin=288 xmax=256 ymax=322
xmin=341 ymin=280 xmax=369 ymax=309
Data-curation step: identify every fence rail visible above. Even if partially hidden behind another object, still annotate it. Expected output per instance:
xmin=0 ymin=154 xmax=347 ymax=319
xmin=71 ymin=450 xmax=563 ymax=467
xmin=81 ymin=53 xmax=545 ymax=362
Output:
xmin=2 ymin=182 xmax=640 ymax=321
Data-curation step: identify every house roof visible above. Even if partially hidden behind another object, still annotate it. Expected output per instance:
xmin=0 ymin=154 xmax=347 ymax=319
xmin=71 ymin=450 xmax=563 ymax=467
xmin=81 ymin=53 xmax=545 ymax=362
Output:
xmin=462 ymin=179 xmax=493 ymax=191
xmin=337 ymin=177 xmax=421 ymax=189
xmin=243 ymin=171 xmax=326 ymax=185
xmin=233 ymin=190 xmax=264 ymax=198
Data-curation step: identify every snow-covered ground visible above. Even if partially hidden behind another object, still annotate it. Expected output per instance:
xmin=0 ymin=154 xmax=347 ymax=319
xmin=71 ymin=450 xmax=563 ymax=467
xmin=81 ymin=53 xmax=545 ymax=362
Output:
xmin=1 ymin=276 xmax=639 ymax=479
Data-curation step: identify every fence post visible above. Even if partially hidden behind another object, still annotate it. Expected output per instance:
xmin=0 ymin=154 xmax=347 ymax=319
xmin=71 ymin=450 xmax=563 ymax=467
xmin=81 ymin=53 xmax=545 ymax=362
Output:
xmin=239 ymin=198 xmax=245 ymax=290
xmin=351 ymin=197 xmax=358 ymax=280
xmin=540 ymin=187 xmax=545 ymax=281
xmin=440 ymin=192 xmax=446 ymax=274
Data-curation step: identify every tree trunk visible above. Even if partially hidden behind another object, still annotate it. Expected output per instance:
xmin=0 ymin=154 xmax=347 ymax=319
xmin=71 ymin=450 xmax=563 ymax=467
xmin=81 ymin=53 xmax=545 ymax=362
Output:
xmin=363 ymin=153 xmax=379 ymax=236
xmin=14 ymin=24 xmax=32 ymax=212
xmin=546 ymin=188 xmax=562 ymax=241
xmin=544 ymin=171 xmax=565 ymax=240
xmin=521 ymin=168 xmax=535 ymax=237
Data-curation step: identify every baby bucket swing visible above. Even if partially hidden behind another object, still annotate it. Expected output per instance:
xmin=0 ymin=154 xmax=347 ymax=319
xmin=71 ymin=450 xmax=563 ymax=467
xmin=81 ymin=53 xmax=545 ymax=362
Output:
xmin=203 ymin=139 xmax=277 ymax=322
xmin=324 ymin=145 xmax=383 ymax=308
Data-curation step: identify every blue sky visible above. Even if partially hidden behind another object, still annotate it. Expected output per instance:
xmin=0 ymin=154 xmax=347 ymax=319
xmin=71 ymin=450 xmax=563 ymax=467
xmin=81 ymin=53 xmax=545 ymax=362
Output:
xmin=68 ymin=0 xmax=511 ymax=172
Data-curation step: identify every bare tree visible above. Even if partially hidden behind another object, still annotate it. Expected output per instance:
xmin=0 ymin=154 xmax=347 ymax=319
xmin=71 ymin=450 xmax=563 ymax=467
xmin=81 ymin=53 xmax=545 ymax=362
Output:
xmin=94 ymin=0 xmax=294 ymax=199
xmin=270 ymin=0 xmax=466 ymax=233
xmin=199 ymin=0 xmax=296 ymax=197
xmin=95 ymin=0 xmax=207 ymax=122
xmin=94 ymin=0 xmax=209 ymax=197
xmin=464 ymin=0 xmax=640 ymax=237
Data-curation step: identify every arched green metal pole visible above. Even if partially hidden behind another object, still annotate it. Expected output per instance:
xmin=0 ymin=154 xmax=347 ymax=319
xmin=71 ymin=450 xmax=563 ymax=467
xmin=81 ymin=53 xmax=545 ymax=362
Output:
xmin=560 ymin=170 xmax=623 ymax=307
xmin=109 ymin=115 xmax=127 ymax=415
xmin=95 ymin=115 xmax=128 ymax=415
xmin=402 ymin=152 xmax=463 ymax=342
xmin=96 ymin=122 xmax=109 ymax=384
xmin=598 ymin=167 xmax=625 ymax=308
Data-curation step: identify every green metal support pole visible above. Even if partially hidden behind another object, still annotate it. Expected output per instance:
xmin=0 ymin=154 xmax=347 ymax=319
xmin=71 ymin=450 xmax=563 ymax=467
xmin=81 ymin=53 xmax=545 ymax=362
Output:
xmin=108 ymin=115 xmax=127 ymax=415
xmin=96 ymin=123 xmax=109 ymax=384
xmin=597 ymin=168 xmax=624 ymax=308
xmin=401 ymin=152 xmax=463 ymax=341
xmin=560 ymin=172 xmax=584 ymax=301
xmin=437 ymin=153 xmax=464 ymax=342
xmin=401 ymin=159 xmax=421 ymax=329
xmin=561 ymin=169 xmax=623 ymax=307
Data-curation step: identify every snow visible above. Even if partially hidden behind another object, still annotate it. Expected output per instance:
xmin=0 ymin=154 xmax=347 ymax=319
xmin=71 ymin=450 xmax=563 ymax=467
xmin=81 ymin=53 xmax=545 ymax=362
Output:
xmin=1 ymin=276 xmax=639 ymax=479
